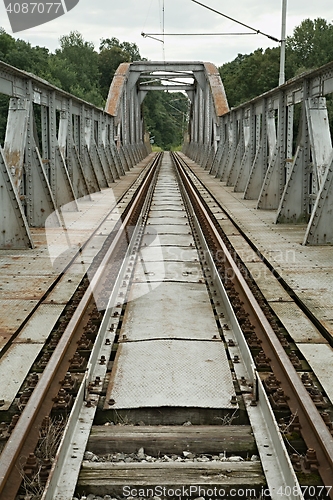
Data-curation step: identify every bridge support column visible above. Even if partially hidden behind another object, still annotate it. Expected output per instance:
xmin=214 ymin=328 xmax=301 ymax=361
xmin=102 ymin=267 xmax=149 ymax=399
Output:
xmin=244 ymin=104 xmax=269 ymax=200
xmin=257 ymin=94 xmax=287 ymax=209
xmin=303 ymin=96 xmax=333 ymax=244
xmin=0 ymin=147 xmax=34 ymax=248
xmin=25 ymin=104 xmax=60 ymax=227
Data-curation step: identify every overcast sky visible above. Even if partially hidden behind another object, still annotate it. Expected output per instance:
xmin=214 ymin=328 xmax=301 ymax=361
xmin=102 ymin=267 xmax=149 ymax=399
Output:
xmin=0 ymin=0 xmax=332 ymax=66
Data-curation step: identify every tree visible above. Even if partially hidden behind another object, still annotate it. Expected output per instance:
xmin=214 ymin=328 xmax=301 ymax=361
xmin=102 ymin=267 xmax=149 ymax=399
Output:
xmin=287 ymin=18 xmax=333 ymax=72
xmin=98 ymin=37 xmax=142 ymax=100
xmin=99 ymin=37 xmax=141 ymax=61
xmin=0 ymin=28 xmax=50 ymax=76
xmin=143 ymin=91 xmax=189 ymax=150
xmin=219 ymin=17 xmax=333 ymax=108
xmin=49 ymin=31 xmax=104 ymax=106
xmin=219 ymin=48 xmax=283 ymax=107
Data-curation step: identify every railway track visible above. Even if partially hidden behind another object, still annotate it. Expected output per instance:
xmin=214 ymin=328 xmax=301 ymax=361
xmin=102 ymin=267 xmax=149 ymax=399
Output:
xmin=0 ymin=153 xmax=162 ymax=499
xmin=0 ymin=152 xmax=332 ymax=499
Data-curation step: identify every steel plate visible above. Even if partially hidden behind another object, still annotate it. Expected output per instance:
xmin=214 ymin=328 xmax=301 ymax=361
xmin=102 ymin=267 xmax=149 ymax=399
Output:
xmin=13 ymin=303 xmax=65 ymax=343
xmin=147 ymin=217 xmax=189 ymax=226
xmin=133 ymin=260 xmax=204 ymax=283
xmin=122 ymin=282 xmax=218 ymax=340
xmin=151 ymin=200 xmax=182 ymax=207
xmin=139 ymin=246 xmax=198 ymax=262
xmin=144 ymin=225 xmax=191 ymax=235
xmin=245 ymin=262 xmax=293 ymax=302
xmin=0 ymin=299 xmax=38 ymax=336
xmin=43 ymin=272 xmax=86 ymax=304
xmin=268 ymin=301 xmax=326 ymax=344
xmin=0 ymin=344 xmax=45 ymax=410
xmin=148 ymin=210 xmax=185 ymax=218
xmin=0 ymin=276 xmax=55 ymax=300
xmin=108 ymin=339 xmax=236 ymax=409
xmin=297 ymin=343 xmax=333 ymax=404
xmin=141 ymin=234 xmax=194 ymax=247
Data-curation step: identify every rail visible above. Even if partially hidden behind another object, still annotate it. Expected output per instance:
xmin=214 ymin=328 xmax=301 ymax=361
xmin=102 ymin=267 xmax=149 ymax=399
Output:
xmin=173 ymin=151 xmax=333 ymax=495
xmin=0 ymin=152 xmax=162 ymax=500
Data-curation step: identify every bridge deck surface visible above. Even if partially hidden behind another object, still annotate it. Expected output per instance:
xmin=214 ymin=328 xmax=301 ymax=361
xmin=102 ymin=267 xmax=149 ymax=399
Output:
xmin=181 ymin=153 xmax=333 ymax=405
xmin=105 ymin=153 xmax=236 ymax=411
xmin=0 ymin=154 xmax=154 ymax=410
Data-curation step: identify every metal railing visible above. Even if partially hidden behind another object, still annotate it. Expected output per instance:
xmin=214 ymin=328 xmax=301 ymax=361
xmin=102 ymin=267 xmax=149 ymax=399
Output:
xmin=184 ymin=60 xmax=333 ymax=245
xmin=0 ymin=60 xmax=150 ymax=249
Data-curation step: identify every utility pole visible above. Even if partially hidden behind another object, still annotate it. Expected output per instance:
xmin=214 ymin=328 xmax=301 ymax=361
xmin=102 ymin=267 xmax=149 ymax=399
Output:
xmin=279 ymin=0 xmax=287 ymax=85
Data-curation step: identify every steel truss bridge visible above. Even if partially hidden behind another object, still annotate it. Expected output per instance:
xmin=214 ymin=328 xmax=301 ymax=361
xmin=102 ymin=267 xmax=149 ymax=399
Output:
xmin=0 ymin=59 xmax=333 ymax=248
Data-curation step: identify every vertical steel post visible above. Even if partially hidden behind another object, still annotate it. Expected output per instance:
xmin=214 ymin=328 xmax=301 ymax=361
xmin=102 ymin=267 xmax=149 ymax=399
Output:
xmin=279 ymin=0 xmax=287 ymax=86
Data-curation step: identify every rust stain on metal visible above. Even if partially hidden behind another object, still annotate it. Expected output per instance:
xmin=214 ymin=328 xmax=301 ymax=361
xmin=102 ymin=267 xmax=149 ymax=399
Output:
xmin=204 ymin=62 xmax=229 ymax=117
xmin=4 ymin=149 xmax=23 ymax=190
xmin=105 ymin=63 xmax=131 ymax=117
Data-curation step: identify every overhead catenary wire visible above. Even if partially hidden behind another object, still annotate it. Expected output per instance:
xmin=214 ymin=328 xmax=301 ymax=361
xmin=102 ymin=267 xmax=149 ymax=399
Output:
xmin=141 ymin=0 xmax=154 ymax=32
xmin=190 ymin=0 xmax=281 ymax=43
xmin=142 ymin=32 xmax=258 ymax=37
xmin=142 ymin=33 xmax=164 ymax=43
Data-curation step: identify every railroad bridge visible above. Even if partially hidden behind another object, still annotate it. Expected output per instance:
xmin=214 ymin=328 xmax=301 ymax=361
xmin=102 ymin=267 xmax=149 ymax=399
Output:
xmin=1 ymin=59 xmax=333 ymax=499
xmin=1 ymin=59 xmax=333 ymax=248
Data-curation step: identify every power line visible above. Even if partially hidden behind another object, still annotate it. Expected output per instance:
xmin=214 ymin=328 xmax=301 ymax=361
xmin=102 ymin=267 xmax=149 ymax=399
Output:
xmin=142 ymin=32 xmax=258 ymax=37
xmin=142 ymin=33 xmax=164 ymax=43
xmin=190 ymin=0 xmax=280 ymax=43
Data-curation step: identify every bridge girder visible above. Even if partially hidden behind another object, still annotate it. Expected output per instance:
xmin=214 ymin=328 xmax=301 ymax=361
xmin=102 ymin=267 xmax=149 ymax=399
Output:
xmin=1 ymin=57 xmax=332 ymax=247
xmin=184 ymin=60 xmax=333 ymax=245
xmin=105 ymin=60 xmax=229 ymax=161
xmin=0 ymin=60 xmax=150 ymax=249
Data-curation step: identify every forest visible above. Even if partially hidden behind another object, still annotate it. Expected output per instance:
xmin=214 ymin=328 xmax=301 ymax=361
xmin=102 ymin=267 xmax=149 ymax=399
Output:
xmin=1 ymin=17 xmax=333 ymax=149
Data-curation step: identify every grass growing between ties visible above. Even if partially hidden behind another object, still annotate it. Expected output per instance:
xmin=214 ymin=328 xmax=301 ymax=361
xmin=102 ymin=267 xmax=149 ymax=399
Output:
xmin=18 ymin=416 xmax=68 ymax=500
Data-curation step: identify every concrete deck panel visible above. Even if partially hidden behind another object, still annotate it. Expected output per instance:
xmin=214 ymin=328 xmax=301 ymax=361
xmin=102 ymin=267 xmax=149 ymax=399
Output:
xmin=0 ymin=155 xmax=154 ymax=407
xmin=108 ymin=339 xmax=236 ymax=409
xmin=181 ymin=154 xmax=333 ymax=402
xmin=107 ymin=153 xmax=235 ymax=411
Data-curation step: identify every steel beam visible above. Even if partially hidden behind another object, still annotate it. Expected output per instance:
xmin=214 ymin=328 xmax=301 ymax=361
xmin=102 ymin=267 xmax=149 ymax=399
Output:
xmin=0 ymin=147 xmax=33 ymax=248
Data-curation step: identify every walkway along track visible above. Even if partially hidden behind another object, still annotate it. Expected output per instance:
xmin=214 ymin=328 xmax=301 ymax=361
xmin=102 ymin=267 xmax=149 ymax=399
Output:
xmin=0 ymin=153 xmax=163 ymax=499
xmin=172 ymin=152 xmax=333 ymax=493
xmin=44 ymin=152 xmax=290 ymax=499
xmin=0 ymin=152 xmax=332 ymax=498
xmin=45 ymin=154 xmax=329 ymax=499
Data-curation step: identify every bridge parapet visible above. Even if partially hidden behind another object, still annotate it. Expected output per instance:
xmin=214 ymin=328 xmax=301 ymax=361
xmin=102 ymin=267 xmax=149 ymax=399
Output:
xmin=0 ymin=60 xmax=149 ymax=249
xmin=184 ymin=61 xmax=333 ymax=245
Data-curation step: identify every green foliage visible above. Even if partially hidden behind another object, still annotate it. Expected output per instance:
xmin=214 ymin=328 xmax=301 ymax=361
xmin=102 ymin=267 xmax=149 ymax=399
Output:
xmin=142 ymin=91 xmax=189 ymax=150
xmin=287 ymin=18 xmax=333 ymax=70
xmin=98 ymin=38 xmax=143 ymax=100
xmin=49 ymin=31 xmax=104 ymax=106
xmin=1 ymin=16 xmax=333 ymax=149
xmin=219 ymin=17 xmax=333 ymax=108
xmin=0 ymin=27 xmax=50 ymax=75
xmin=219 ymin=46 xmax=295 ymax=108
